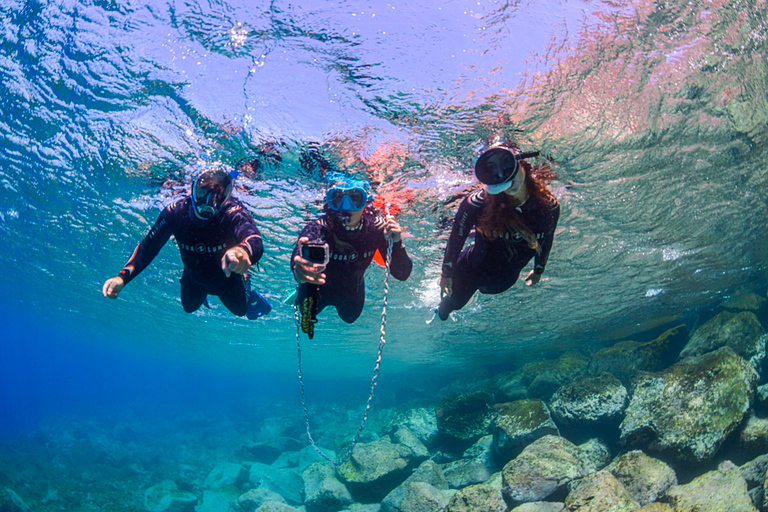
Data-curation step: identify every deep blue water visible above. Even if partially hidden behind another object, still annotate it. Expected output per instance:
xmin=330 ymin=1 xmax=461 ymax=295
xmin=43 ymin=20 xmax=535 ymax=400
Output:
xmin=1 ymin=0 xmax=768 ymax=507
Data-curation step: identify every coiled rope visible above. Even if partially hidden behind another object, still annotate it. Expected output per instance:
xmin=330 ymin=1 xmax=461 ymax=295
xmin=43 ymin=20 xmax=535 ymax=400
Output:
xmin=294 ymin=237 xmax=394 ymax=466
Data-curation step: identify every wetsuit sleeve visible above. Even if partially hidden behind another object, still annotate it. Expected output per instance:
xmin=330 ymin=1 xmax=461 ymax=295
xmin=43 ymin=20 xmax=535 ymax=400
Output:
xmin=533 ymin=201 xmax=560 ymax=275
xmin=385 ymin=239 xmax=413 ymax=281
xmin=117 ymin=208 xmax=173 ymax=285
xmin=290 ymin=220 xmax=326 ymax=273
xmin=231 ymin=208 xmax=263 ymax=264
xmin=441 ymin=194 xmax=482 ymax=278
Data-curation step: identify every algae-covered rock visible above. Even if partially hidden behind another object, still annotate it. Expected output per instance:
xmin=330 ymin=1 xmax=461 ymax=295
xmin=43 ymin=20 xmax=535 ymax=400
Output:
xmin=510 ymin=503 xmax=564 ymax=512
xmin=665 ymin=461 xmax=757 ymax=512
xmin=588 ymin=325 xmax=686 ymax=386
xmin=445 ymin=481 xmax=507 ymax=512
xmin=442 ymin=435 xmax=496 ymax=489
xmin=620 ymin=347 xmax=758 ymax=463
xmin=739 ymin=415 xmax=768 ymax=454
xmin=679 ymin=311 xmax=766 ymax=369
xmin=253 ymin=501 xmax=299 ymax=512
xmin=260 ymin=467 xmax=304 ymax=505
xmin=563 ymin=470 xmax=639 ymax=512
xmin=391 ymin=408 xmax=439 ymax=447
xmin=391 ymin=481 xmax=451 ymax=512
xmin=493 ymin=399 xmax=559 ymax=463
xmin=204 ymin=462 xmax=248 ymax=489
xmin=381 ymin=459 xmax=447 ymax=512
xmin=0 ymin=488 xmax=30 ymax=512
xmin=144 ymin=480 xmax=198 ymax=512
xmin=606 ymin=450 xmax=677 ymax=506
xmin=336 ymin=434 xmax=422 ymax=502
xmin=436 ymin=390 xmax=495 ymax=442
xmin=496 ymin=352 xmax=589 ymax=402
xmin=302 ymin=462 xmax=353 ymax=512
xmin=501 ymin=435 xmax=590 ymax=506
xmin=548 ymin=372 xmax=628 ymax=429
xmin=198 ymin=487 xmax=240 ymax=512
xmin=577 ymin=438 xmax=611 ymax=474
xmin=234 ymin=487 xmax=286 ymax=512
xmin=635 ymin=504 xmax=672 ymax=512
xmin=723 ymin=292 xmax=767 ymax=311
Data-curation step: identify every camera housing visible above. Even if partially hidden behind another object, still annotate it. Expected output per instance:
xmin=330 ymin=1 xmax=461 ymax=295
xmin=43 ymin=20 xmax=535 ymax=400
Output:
xmin=301 ymin=242 xmax=330 ymax=266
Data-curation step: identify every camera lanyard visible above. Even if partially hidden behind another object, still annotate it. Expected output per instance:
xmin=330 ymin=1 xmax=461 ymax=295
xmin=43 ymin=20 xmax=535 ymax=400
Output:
xmin=293 ymin=237 xmax=394 ymax=466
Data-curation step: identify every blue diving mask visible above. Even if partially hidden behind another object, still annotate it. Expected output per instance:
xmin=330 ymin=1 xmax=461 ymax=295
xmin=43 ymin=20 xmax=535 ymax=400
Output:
xmin=325 ymin=180 xmax=372 ymax=212
xmin=191 ymin=167 xmax=235 ymax=220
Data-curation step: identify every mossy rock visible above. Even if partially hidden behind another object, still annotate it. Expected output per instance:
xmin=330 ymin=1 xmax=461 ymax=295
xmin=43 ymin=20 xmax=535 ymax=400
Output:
xmin=620 ymin=347 xmax=758 ymax=463
xmin=496 ymin=352 xmax=589 ymax=402
xmin=493 ymin=399 xmax=559 ymax=462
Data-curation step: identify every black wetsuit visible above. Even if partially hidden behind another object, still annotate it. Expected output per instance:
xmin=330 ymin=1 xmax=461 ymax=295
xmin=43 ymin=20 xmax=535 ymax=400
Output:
xmin=438 ymin=188 xmax=559 ymax=320
xmin=291 ymin=209 xmax=412 ymax=323
xmin=118 ymin=196 xmax=263 ymax=316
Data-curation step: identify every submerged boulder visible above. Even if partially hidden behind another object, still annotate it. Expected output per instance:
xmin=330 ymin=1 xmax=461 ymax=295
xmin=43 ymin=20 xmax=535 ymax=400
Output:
xmin=664 ymin=461 xmax=757 ymax=512
xmin=501 ymin=435 xmax=590 ymax=506
xmin=588 ymin=325 xmax=686 ymax=386
xmin=391 ymin=408 xmax=439 ymax=447
xmin=381 ymin=460 xmax=448 ymax=512
xmin=0 ymin=488 xmax=30 ymax=512
xmin=493 ymin=399 xmax=559 ymax=463
xmin=739 ymin=415 xmax=768 ymax=454
xmin=336 ymin=432 xmax=426 ymax=503
xmin=445 ymin=480 xmax=507 ymax=512
xmin=204 ymin=462 xmax=248 ymax=489
xmin=563 ymin=470 xmax=639 ymax=512
xmin=436 ymin=391 xmax=495 ymax=443
xmin=302 ymin=462 xmax=353 ymax=512
xmin=606 ymin=450 xmax=677 ymax=506
xmin=496 ymin=352 xmax=589 ymax=403
xmin=620 ymin=347 xmax=758 ymax=463
xmin=144 ymin=480 xmax=197 ymax=512
xmin=679 ymin=311 xmax=766 ymax=369
xmin=233 ymin=487 xmax=286 ymax=512
xmin=442 ymin=435 xmax=496 ymax=489
xmin=548 ymin=372 xmax=628 ymax=430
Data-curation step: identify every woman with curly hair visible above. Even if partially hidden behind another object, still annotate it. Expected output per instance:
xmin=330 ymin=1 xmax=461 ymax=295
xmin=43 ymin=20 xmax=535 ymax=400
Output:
xmin=436 ymin=146 xmax=560 ymax=321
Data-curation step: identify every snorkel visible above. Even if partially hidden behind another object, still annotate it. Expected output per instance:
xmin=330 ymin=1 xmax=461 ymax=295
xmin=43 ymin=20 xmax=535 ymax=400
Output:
xmin=189 ymin=166 xmax=238 ymax=221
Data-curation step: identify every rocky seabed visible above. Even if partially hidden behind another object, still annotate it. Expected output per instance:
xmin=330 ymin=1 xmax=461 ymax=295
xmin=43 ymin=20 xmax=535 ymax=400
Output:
xmin=4 ymin=299 xmax=768 ymax=512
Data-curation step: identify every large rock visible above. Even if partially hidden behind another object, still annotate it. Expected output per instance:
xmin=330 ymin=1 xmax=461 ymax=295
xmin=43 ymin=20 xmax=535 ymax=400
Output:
xmin=436 ymin=391 xmax=495 ymax=442
xmin=588 ymin=326 xmax=686 ymax=386
xmin=563 ymin=470 xmax=639 ymax=512
xmin=619 ymin=347 xmax=758 ymax=462
xmin=197 ymin=487 xmax=239 ymax=512
xmin=391 ymin=408 xmax=439 ymax=447
xmin=260 ymin=467 xmax=304 ymax=505
xmin=253 ymin=502 xmax=299 ymax=512
xmin=442 ymin=435 xmax=497 ymax=489
xmin=0 ymin=488 xmax=30 ymax=512
xmin=664 ymin=461 xmax=757 ymax=512
xmin=606 ymin=450 xmax=677 ymax=506
xmin=237 ymin=437 xmax=304 ymax=465
xmin=493 ymin=399 xmax=559 ymax=462
xmin=336 ymin=433 xmax=425 ymax=502
xmin=390 ymin=481 xmax=451 ymax=512
xmin=577 ymin=438 xmax=611 ymax=474
xmin=445 ymin=481 xmax=507 ymax=512
xmin=510 ymin=501 xmax=564 ymax=511
xmin=548 ymin=372 xmax=628 ymax=430
xmin=679 ymin=311 xmax=766 ymax=369
xmin=144 ymin=480 xmax=198 ymax=512
xmin=501 ymin=435 xmax=590 ymax=506
xmin=204 ymin=462 xmax=248 ymax=489
xmin=495 ymin=352 xmax=589 ymax=402
xmin=739 ymin=414 xmax=768 ymax=454
xmin=302 ymin=462 xmax=353 ymax=512
xmin=739 ymin=453 xmax=768 ymax=508
xmin=381 ymin=460 xmax=448 ymax=512
xmin=233 ymin=487 xmax=286 ymax=512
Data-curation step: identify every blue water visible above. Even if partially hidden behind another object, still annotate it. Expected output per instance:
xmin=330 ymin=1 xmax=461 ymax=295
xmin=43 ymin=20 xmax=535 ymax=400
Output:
xmin=2 ymin=0 xmax=768 ymax=508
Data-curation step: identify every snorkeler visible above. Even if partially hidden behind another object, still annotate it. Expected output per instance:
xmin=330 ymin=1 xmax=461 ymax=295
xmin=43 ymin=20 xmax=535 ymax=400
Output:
xmin=102 ymin=165 xmax=271 ymax=319
xmin=435 ymin=146 xmax=560 ymax=321
xmin=291 ymin=178 xmax=412 ymax=328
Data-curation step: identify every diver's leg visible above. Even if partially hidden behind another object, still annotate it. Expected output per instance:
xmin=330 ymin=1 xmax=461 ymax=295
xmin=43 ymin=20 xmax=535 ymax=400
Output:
xmin=438 ymin=254 xmax=479 ymax=320
xmin=180 ymin=271 xmax=208 ymax=313
xmin=334 ymin=278 xmax=365 ymax=324
xmin=217 ymin=274 xmax=249 ymax=317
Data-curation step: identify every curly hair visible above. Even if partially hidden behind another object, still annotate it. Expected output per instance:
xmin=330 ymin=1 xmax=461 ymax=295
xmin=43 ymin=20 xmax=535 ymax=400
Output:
xmin=476 ymin=160 xmax=558 ymax=253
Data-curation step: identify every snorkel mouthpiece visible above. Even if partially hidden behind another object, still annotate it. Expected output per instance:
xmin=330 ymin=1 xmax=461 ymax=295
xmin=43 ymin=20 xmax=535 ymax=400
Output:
xmin=191 ymin=167 xmax=234 ymax=220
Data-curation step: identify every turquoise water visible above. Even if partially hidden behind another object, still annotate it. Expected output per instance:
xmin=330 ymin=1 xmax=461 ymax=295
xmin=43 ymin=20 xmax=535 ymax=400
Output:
xmin=1 ymin=0 xmax=768 ymax=507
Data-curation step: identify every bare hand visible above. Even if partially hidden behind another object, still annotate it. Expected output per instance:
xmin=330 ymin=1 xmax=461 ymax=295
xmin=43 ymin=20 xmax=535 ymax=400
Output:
xmin=102 ymin=276 xmax=125 ymax=299
xmin=439 ymin=276 xmax=452 ymax=297
xmin=384 ymin=215 xmax=403 ymax=243
xmin=524 ymin=270 xmax=541 ymax=286
xmin=294 ymin=237 xmax=326 ymax=285
xmin=221 ymin=246 xmax=252 ymax=277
